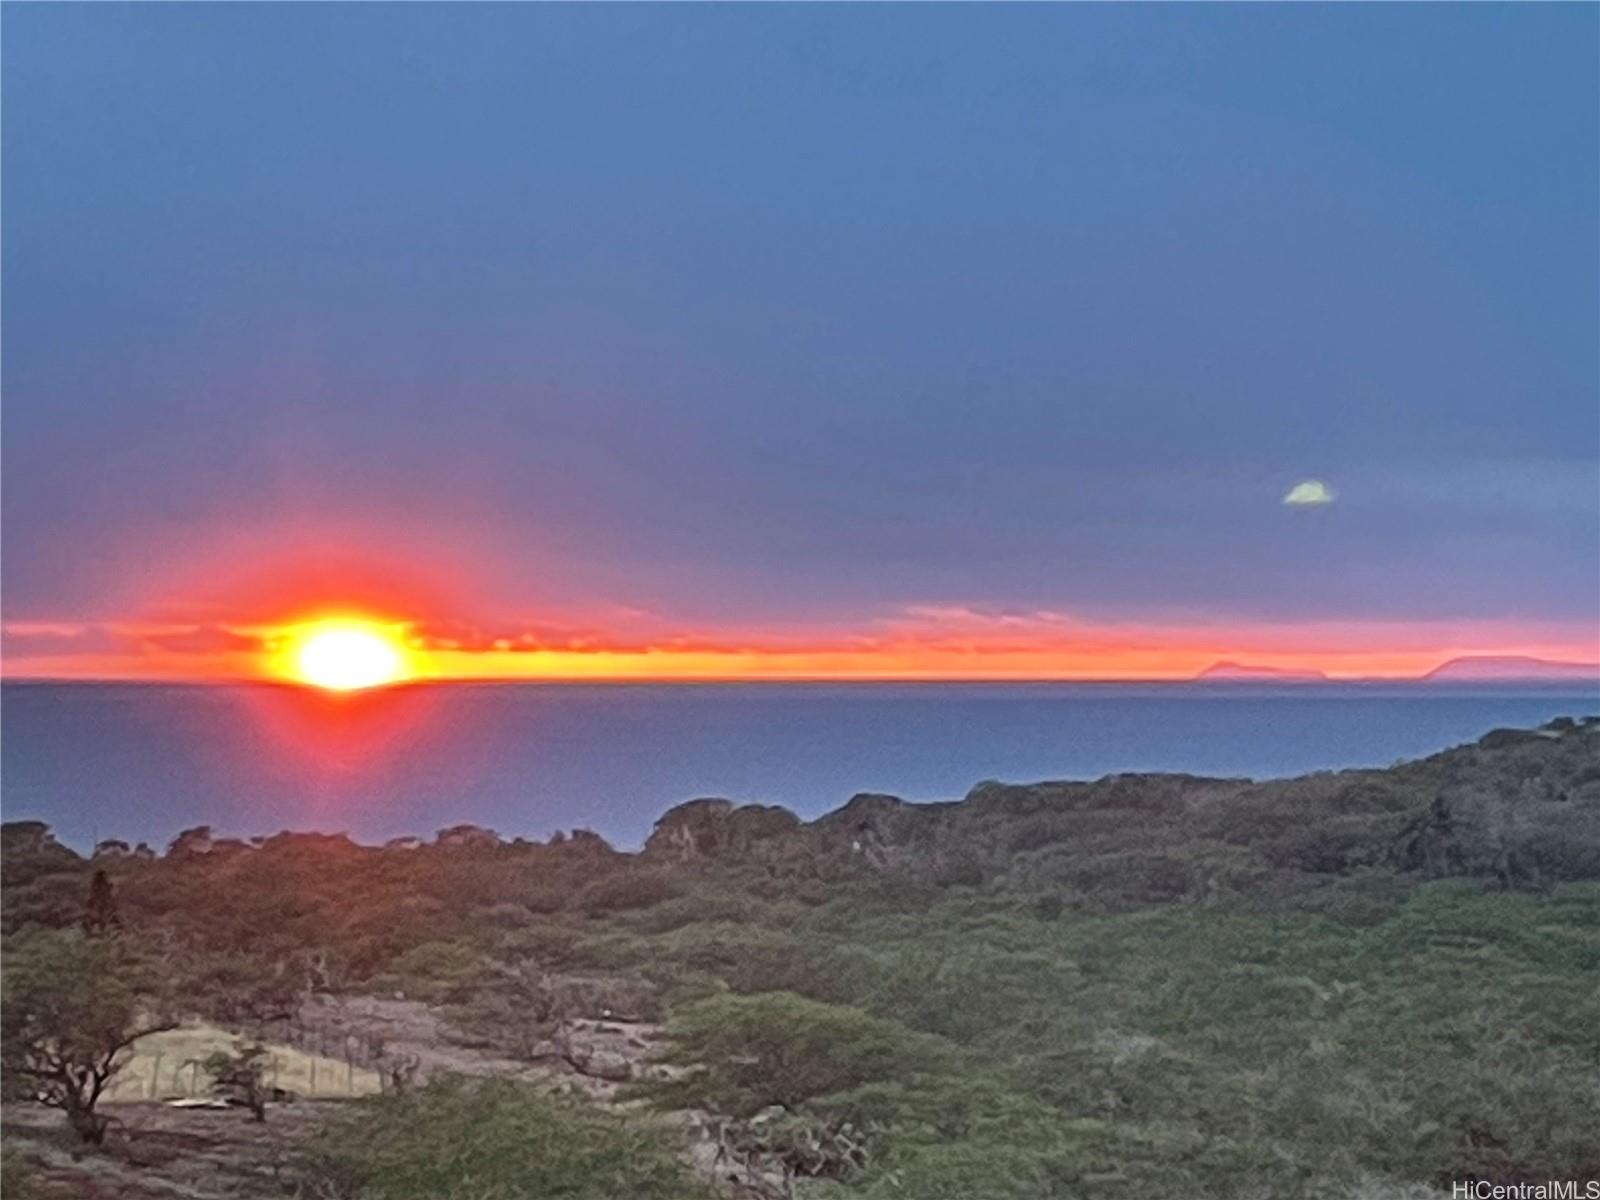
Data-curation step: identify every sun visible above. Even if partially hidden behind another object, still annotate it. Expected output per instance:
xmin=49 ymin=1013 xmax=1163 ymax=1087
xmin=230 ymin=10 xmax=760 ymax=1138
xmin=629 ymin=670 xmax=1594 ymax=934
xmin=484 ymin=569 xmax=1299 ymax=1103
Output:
xmin=284 ymin=621 xmax=415 ymax=691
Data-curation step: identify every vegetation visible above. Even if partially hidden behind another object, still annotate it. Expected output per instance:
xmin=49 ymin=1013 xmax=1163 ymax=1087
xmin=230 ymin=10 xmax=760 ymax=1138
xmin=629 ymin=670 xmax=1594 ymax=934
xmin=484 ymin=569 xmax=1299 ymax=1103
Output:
xmin=0 ymin=928 xmax=173 ymax=1143
xmin=80 ymin=869 xmax=122 ymax=937
xmin=297 ymin=1076 xmax=712 ymax=1200
xmin=0 ymin=1146 xmax=48 ymax=1200
xmin=1 ymin=721 xmax=1597 ymax=1196
xmin=202 ymin=1041 xmax=272 ymax=1121
xmin=606 ymin=878 xmax=1598 ymax=1197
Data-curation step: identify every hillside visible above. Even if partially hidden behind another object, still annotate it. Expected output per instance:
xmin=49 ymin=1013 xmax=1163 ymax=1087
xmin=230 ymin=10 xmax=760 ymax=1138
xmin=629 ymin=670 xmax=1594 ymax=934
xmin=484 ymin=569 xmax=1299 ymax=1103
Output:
xmin=3 ymin=717 xmax=1599 ymax=1199
xmin=642 ymin=715 xmax=1600 ymax=892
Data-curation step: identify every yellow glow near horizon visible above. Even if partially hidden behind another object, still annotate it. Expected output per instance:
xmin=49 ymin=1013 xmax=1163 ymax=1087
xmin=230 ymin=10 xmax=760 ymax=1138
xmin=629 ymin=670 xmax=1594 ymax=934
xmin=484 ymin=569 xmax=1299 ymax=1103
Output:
xmin=284 ymin=621 xmax=414 ymax=691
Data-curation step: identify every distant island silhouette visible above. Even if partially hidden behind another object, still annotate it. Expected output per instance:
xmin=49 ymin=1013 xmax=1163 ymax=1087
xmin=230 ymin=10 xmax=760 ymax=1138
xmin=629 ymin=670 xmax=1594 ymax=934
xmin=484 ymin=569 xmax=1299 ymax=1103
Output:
xmin=1194 ymin=656 xmax=1599 ymax=684
xmin=1195 ymin=662 xmax=1330 ymax=682
xmin=1423 ymin=656 xmax=1600 ymax=682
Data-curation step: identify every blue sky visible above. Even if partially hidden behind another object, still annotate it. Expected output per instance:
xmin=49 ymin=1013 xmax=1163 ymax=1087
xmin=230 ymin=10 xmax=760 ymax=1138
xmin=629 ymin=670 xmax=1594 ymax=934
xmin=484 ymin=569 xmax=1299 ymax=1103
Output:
xmin=2 ymin=5 xmax=1596 ymax=676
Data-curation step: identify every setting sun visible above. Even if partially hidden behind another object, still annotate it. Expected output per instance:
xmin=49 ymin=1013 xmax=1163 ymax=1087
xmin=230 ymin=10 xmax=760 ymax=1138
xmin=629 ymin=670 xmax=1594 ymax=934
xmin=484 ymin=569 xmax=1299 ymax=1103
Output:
xmin=285 ymin=622 xmax=414 ymax=691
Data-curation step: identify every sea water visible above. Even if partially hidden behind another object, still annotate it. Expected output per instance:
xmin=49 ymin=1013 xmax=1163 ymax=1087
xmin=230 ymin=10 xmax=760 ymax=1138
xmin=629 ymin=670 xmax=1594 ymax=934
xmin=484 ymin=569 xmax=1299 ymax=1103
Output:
xmin=3 ymin=681 xmax=1595 ymax=851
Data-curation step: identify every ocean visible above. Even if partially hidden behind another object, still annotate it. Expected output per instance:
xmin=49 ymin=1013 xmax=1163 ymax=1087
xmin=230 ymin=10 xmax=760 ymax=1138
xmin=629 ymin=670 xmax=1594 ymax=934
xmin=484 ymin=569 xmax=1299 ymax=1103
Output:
xmin=3 ymin=681 xmax=1596 ymax=852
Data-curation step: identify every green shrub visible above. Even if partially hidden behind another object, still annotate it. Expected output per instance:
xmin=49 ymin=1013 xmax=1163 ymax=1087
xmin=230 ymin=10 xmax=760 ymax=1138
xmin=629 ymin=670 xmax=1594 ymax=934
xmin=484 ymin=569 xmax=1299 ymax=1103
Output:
xmin=616 ymin=885 xmax=765 ymax=934
xmin=372 ymin=940 xmax=489 ymax=1004
xmin=299 ymin=1075 xmax=710 ymax=1199
xmin=645 ymin=991 xmax=961 ymax=1116
xmin=651 ymin=925 xmax=868 ymax=1004
xmin=574 ymin=869 xmax=684 ymax=915
xmin=0 ymin=1147 xmax=47 ymax=1200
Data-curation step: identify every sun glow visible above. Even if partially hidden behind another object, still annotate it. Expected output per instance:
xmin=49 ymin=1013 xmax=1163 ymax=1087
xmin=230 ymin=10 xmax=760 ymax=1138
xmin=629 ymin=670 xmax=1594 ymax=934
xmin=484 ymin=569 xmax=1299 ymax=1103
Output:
xmin=283 ymin=621 xmax=415 ymax=691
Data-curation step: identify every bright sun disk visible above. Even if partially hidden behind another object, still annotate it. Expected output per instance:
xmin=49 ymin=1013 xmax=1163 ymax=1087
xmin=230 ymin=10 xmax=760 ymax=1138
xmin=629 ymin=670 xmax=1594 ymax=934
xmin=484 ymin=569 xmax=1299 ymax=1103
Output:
xmin=288 ymin=622 xmax=412 ymax=691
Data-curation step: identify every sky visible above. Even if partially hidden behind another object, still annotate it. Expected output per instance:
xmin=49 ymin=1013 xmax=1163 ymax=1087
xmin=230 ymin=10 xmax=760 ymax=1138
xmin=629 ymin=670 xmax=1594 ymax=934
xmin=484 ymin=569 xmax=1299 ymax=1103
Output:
xmin=3 ymin=5 xmax=1597 ymax=681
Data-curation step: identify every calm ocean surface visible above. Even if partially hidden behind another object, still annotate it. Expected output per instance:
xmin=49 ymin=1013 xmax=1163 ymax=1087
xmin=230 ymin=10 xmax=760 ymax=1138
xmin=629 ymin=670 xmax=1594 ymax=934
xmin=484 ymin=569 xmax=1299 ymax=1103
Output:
xmin=3 ymin=682 xmax=1596 ymax=852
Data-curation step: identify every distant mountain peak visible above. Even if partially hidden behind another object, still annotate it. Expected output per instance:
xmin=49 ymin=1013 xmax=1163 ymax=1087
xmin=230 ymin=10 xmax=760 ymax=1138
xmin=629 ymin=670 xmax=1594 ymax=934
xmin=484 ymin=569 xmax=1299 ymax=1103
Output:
xmin=1196 ymin=661 xmax=1329 ymax=682
xmin=1424 ymin=656 xmax=1600 ymax=683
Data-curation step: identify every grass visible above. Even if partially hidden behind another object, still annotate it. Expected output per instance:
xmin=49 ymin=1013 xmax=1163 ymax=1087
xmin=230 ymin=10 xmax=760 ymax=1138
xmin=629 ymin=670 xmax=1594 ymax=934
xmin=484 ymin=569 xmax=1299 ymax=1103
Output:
xmin=296 ymin=1076 xmax=712 ymax=1200
xmin=105 ymin=1024 xmax=382 ymax=1103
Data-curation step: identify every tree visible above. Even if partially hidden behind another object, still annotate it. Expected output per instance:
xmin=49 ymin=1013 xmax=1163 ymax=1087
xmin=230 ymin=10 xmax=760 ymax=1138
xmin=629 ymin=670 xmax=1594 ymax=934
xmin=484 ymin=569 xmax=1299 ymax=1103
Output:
xmin=81 ymin=869 xmax=122 ymax=937
xmin=202 ymin=1041 xmax=270 ymax=1121
xmin=647 ymin=992 xmax=959 ymax=1117
xmin=1 ymin=930 xmax=173 ymax=1144
xmin=452 ymin=960 xmax=558 ymax=1061
xmin=374 ymin=1044 xmax=422 ymax=1095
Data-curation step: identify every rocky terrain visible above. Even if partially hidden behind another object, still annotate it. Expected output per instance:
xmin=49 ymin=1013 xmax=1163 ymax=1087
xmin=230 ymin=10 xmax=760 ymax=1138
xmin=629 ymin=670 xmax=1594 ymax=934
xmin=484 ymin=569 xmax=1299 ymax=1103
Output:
xmin=642 ymin=715 xmax=1600 ymax=892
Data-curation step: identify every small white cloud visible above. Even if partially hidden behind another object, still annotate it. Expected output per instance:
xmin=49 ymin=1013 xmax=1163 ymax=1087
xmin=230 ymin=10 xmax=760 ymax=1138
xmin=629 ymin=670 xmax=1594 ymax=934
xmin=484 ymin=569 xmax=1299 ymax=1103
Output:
xmin=1283 ymin=479 xmax=1335 ymax=507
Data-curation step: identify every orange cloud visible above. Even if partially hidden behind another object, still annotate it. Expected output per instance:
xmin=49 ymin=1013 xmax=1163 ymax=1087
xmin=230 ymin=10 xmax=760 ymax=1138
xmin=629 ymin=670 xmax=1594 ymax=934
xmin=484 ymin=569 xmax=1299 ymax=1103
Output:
xmin=3 ymin=604 xmax=1596 ymax=684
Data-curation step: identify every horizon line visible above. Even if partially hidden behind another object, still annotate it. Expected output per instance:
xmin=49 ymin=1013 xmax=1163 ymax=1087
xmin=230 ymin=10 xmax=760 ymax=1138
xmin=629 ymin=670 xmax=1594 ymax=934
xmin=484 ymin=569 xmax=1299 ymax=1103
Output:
xmin=3 ymin=672 xmax=1597 ymax=688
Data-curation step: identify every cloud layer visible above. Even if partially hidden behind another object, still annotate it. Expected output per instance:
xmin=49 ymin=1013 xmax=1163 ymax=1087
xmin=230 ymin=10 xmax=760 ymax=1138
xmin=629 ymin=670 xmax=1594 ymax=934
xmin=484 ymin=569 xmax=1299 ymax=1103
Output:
xmin=4 ymin=605 xmax=1595 ymax=683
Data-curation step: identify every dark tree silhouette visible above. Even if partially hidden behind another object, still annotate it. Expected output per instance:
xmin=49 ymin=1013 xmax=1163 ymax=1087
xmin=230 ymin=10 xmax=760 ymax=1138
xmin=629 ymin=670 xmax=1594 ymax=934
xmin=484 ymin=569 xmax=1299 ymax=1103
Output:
xmin=202 ymin=1042 xmax=271 ymax=1121
xmin=82 ymin=869 xmax=122 ymax=938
